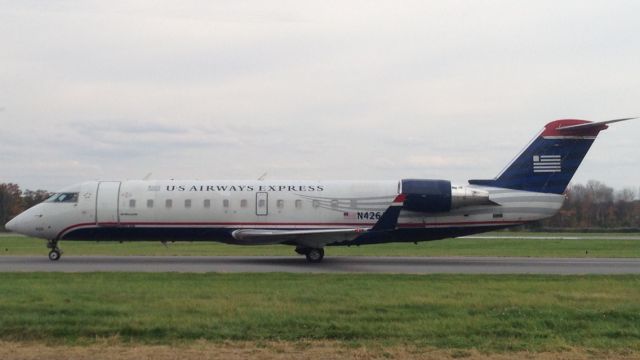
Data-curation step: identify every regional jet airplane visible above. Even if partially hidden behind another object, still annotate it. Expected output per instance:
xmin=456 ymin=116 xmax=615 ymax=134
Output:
xmin=5 ymin=118 xmax=635 ymax=262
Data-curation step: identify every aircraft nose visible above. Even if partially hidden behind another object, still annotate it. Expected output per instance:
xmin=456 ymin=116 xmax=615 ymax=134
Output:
xmin=5 ymin=212 xmax=33 ymax=235
xmin=5 ymin=216 xmax=20 ymax=233
xmin=5 ymin=205 xmax=49 ymax=238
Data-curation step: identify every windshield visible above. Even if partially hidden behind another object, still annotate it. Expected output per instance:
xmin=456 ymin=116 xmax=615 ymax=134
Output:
xmin=46 ymin=192 xmax=79 ymax=203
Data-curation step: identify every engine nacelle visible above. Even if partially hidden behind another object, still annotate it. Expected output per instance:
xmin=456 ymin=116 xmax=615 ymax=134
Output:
xmin=401 ymin=179 xmax=452 ymax=212
xmin=400 ymin=179 xmax=494 ymax=213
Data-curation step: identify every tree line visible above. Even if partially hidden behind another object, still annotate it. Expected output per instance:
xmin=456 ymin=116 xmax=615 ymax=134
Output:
xmin=1 ymin=181 xmax=639 ymax=231
xmin=0 ymin=183 xmax=51 ymax=231
xmin=530 ymin=180 xmax=640 ymax=231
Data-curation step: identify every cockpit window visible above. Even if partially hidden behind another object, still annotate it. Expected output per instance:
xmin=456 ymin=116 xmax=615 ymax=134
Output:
xmin=46 ymin=192 xmax=79 ymax=203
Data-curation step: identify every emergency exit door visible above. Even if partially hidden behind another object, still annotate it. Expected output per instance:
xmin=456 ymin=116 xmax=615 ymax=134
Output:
xmin=96 ymin=181 xmax=121 ymax=225
xmin=256 ymin=192 xmax=268 ymax=216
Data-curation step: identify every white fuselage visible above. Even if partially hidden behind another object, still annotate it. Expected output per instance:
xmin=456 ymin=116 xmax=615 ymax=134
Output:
xmin=8 ymin=179 xmax=564 ymax=244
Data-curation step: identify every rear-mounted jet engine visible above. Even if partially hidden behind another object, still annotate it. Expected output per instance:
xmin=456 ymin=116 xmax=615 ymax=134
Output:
xmin=400 ymin=179 xmax=497 ymax=213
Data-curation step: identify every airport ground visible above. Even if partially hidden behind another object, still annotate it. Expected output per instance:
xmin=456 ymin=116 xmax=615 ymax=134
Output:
xmin=1 ymin=233 xmax=639 ymax=359
xmin=1 ymin=232 xmax=640 ymax=258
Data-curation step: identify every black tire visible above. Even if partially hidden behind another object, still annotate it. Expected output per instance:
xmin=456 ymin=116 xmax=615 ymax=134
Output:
xmin=305 ymin=248 xmax=324 ymax=263
xmin=48 ymin=250 xmax=61 ymax=261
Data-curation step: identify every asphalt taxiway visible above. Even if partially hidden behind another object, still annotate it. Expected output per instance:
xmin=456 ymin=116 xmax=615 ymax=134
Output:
xmin=1 ymin=256 xmax=639 ymax=274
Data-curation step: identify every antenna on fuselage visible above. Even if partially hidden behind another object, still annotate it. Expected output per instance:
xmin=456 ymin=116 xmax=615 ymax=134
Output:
xmin=257 ymin=172 xmax=268 ymax=181
xmin=143 ymin=173 xmax=152 ymax=180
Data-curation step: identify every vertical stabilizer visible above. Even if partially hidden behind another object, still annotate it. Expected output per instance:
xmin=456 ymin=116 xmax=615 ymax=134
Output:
xmin=469 ymin=118 xmax=634 ymax=194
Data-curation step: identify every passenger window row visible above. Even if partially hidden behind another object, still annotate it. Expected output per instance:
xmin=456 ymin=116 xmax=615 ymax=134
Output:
xmin=126 ymin=198 xmax=309 ymax=209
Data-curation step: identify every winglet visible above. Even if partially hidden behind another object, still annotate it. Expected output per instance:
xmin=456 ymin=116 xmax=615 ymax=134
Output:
xmin=371 ymin=194 xmax=405 ymax=231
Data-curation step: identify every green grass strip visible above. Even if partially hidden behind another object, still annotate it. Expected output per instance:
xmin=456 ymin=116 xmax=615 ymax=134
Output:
xmin=1 ymin=233 xmax=640 ymax=257
xmin=0 ymin=273 xmax=639 ymax=352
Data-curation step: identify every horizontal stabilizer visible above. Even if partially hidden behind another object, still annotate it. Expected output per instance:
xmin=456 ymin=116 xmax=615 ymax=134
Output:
xmin=556 ymin=117 xmax=637 ymax=131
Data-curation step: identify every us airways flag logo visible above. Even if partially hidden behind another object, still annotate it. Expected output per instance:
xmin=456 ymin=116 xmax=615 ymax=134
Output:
xmin=533 ymin=155 xmax=561 ymax=173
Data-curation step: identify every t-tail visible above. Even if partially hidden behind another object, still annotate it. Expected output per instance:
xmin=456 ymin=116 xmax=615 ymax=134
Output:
xmin=469 ymin=118 xmax=636 ymax=194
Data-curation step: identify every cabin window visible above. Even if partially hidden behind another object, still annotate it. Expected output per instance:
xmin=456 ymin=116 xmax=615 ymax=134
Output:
xmin=223 ymin=199 xmax=229 ymax=208
xmin=277 ymin=199 xmax=284 ymax=208
xmin=295 ymin=199 xmax=302 ymax=209
xmin=204 ymin=199 xmax=211 ymax=208
xmin=166 ymin=199 xmax=173 ymax=208
xmin=129 ymin=199 xmax=136 ymax=208
xmin=240 ymin=199 xmax=248 ymax=208
xmin=350 ymin=199 xmax=357 ymax=208
xmin=312 ymin=200 xmax=320 ymax=208
xmin=331 ymin=199 xmax=338 ymax=208
xmin=258 ymin=199 xmax=266 ymax=208
xmin=185 ymin=199 xmax=192 ymax=208
xmin=147 ymin=199 xmax=154 ymax=208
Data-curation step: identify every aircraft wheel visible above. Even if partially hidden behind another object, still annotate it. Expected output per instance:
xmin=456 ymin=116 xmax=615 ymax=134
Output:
xmin=48 ymin=249 xmax=61 ymax=261
xmin=305 ymin=248 xmax=324 ymax=263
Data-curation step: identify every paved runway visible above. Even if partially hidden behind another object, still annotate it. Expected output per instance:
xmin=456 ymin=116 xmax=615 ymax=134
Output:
xmin=1 ymin=256 xmax=640 ymax=274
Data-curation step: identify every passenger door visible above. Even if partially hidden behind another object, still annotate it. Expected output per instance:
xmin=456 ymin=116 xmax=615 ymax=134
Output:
xmin=96 ymin=181 xmax=121 ymax=225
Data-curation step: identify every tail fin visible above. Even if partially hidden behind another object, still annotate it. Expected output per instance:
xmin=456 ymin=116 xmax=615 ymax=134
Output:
xmin=469 ymin=118 xmax=635 ymax=194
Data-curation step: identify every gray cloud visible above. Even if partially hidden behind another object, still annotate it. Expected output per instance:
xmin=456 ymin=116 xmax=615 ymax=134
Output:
xmin=1 ymin=1 xmax=639 ymax=191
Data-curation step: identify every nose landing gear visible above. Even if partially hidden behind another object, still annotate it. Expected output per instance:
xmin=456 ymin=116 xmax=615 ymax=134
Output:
xmin=47 ymin=240 xmax=62 ymax=261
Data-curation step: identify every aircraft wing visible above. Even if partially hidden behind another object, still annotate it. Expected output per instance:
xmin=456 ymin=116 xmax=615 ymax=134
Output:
xmin=231 ymin=228 xmax=365 ymax=247
xmin=230 ymin=194 xmax=406 ymax=248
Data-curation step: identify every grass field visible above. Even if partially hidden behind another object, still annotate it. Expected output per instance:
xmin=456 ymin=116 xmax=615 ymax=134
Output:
xmin=2 ymin=234 xmax=639 ymax=358
xmin=1 ymin=232 xmax=639 ymax=258
xmin=0 ymin=273 xmax=639 ymax=354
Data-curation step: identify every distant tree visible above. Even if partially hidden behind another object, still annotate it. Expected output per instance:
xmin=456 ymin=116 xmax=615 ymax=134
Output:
xmin=531 ymin=180 xmax=639 ymax=230
xmin=0 ymin=183 xmax=22 ymax=231
xmin=1 ymin=184 xmax=51 ymax=231
xmin=616 ymin=188 xmax=636 ymax=202
xmin=584 ymin=180 xmax=613 ymax=227
xmin=614 ymin=188 xmax=636 ymax=227
xmin=22 ymin=189 xmax=51 ymax=209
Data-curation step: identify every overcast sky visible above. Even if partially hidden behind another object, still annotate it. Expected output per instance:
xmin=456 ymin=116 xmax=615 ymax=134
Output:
xmin=1 ymin=1 xmax=639 ymax=192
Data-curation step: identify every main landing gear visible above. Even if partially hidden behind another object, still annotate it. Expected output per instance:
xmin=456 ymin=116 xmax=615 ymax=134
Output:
xmin=296 ymin=247 xmax=325 ymax=263
xmin=47 ymin=240 xmax=62 ymax=261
